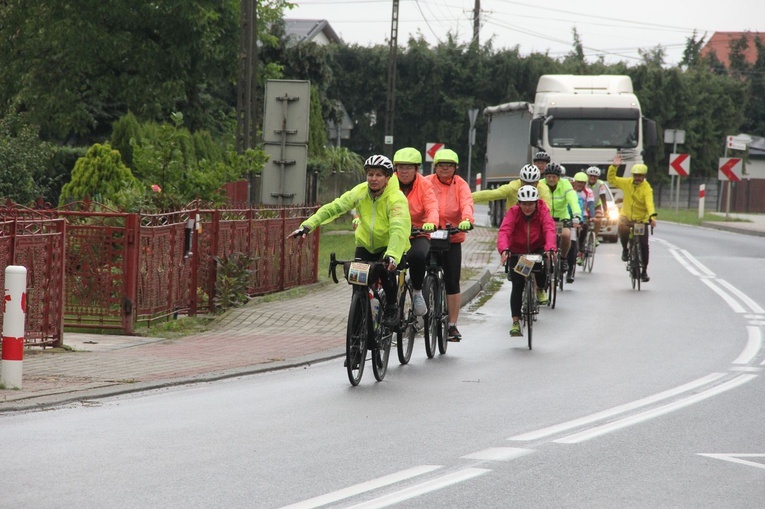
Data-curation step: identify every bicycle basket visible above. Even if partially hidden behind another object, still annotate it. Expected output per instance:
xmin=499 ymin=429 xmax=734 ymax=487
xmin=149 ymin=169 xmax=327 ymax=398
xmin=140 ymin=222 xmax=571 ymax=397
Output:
xmin=429 ymin=229 xmax=451 ymax=252
xmin=346 ymin=262 xmax=372 ymax=286
xmin=633 ymin=223 xmax=646 ymax=236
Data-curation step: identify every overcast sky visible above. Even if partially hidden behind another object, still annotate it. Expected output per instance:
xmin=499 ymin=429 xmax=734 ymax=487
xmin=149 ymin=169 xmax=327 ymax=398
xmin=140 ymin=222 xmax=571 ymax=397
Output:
xmin=286 ymin=0 xmax=761 ymax=66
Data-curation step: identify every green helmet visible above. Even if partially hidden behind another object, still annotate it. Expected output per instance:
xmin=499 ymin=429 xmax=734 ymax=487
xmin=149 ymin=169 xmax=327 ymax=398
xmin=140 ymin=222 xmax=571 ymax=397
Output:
xmin=393 ymin=147 xmax=422 ymax=166
xmin=631 ymin=164 xmax=648 ymax=175
xmin=433 ymin=148 xmax=459 ymax=165
xmin=573 ymin=171 xmax=588 ymax=182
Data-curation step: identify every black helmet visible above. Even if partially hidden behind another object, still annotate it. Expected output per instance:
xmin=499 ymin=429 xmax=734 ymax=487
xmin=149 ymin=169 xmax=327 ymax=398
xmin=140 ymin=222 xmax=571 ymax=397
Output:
xmin=533 ymin=151 xmax=551 ymax=163
xmin=544 ymin=162 xmax=563 ymax=176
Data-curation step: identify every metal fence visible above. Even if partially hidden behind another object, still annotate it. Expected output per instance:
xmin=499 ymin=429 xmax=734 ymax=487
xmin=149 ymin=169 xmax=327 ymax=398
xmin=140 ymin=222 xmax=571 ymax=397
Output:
xmin=0 ymin=202 xmax=318 ymax=346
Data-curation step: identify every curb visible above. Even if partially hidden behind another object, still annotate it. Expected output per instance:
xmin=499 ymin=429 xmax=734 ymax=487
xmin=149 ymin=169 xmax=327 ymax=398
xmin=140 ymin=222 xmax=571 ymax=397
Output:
xmin=700 ymin=221 xmax=765 ymax=237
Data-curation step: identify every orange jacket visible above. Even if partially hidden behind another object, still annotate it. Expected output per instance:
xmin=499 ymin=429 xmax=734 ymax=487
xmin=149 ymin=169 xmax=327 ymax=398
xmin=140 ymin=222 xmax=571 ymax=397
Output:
xmin=393 ymin=174 xmax=439 ymax=234
xmin=425 ymin=173 xmax=474 ymax=243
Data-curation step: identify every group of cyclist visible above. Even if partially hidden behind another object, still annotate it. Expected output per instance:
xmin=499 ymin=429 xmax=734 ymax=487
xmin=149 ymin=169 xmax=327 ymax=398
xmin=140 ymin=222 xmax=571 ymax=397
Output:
xmin=491 ymin=152 xmax=657 ymax=336
xmin=290 ymin=147 xmax=474 ymax=343
xmin=291 ymin=148 xmax=656 ymax=341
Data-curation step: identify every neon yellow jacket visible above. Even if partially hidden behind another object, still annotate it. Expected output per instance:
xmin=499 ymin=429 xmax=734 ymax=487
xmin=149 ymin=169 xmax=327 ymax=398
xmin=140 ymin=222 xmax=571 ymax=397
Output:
xmin=301 ymin=178 xmax=411 ymax=264
xmin=472 ymin=179 xmax=553 ymax=209
xmin=547 ymin=178 xmax=581 ymax=220
xmin=607 ymin=165 xmax=656 ymax=222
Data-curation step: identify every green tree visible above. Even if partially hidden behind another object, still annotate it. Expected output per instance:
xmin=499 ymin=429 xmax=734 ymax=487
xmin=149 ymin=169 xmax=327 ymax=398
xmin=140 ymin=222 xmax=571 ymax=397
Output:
xmin=59 ymin=143 xmax=140 ymax=207
xmin=0 ymin=113 xmax=53 ymax=204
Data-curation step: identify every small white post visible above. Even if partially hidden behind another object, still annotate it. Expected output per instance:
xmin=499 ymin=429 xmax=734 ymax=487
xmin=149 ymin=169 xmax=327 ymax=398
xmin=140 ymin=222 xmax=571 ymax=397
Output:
xmin=475 ymin=172 xmax=482 ymax=192
xmin=1 ymin=266 xmax=27 ymax=389
xmin=698 ymin=184 xmax=706 ymax=219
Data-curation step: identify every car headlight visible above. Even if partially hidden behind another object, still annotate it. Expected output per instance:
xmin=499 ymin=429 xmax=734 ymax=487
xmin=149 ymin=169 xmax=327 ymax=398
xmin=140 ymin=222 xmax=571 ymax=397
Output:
xmin=608 ymin=208 xmax=620 ymax=221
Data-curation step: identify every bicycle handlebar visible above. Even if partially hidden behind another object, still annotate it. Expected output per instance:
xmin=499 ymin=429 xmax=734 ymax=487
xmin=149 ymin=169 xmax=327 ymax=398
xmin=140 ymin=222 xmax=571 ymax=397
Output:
xmin=328 ymin=253 xmax=401 ymax=285
xmin=411 ymin=223 xmax=473 ymax=236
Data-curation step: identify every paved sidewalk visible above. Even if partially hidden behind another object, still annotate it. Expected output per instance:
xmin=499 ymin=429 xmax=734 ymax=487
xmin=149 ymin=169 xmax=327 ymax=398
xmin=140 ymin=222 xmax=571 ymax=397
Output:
xmin=1 ymin=227 xmax=502 ymax=412
xmin=701 ymin=212 xmax=765 ymax=237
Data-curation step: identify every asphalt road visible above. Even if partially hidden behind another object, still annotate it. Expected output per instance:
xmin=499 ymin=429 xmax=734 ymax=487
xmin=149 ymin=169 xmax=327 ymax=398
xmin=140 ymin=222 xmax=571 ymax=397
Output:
xmin=1 ymin=222 xmax=763 ymax=508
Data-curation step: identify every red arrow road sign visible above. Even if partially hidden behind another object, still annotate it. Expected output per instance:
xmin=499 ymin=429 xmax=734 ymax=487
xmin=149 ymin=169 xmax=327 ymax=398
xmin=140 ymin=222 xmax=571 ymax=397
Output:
xmin=669 ymin=153 xmax=690 ymax=176
xmin=425 ymin=142 xmax=445 ymax=162
xmin=718 ymin=158 xmax=742 ymax=182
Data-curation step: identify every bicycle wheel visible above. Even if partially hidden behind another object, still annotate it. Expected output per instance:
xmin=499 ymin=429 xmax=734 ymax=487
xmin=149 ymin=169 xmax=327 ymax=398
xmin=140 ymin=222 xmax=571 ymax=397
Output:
xmin=584 ymin=231 xmax=596 ymax=273
xmin=629 ymin=241 xmax=640 ymax=290
xmin=436 ymin=274 xmax=449 ymax=355
xmin=396 ymin=284 xmax=415 ymax=365
xmin=634 ymin=242 xmax=643 ymax=292
xmin=548 ymin=258 xmax=558 ymax=309
xmin=345 ymin=291 xmax=368 ymax=386
xmin=557 ymin=256 xmax=564 ymax=291
xmin=522 ymin=275 xmax=537 ymax=350
xmin=422 ymin=274 xmax=437 ymax=359
xmin=371 ymin=290 xmax=392 ymax=381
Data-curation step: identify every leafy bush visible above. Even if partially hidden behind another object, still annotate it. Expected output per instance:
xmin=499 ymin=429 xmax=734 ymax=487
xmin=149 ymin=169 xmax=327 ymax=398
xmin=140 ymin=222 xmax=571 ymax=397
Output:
xmin=213 ymin=252 xmax=254 ymax=312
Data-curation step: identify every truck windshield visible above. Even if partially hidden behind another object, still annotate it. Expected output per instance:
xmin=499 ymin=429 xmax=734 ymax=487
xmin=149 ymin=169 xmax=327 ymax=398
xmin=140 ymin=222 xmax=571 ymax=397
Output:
xmin=549 ymin=119 xmax=638 ymax=149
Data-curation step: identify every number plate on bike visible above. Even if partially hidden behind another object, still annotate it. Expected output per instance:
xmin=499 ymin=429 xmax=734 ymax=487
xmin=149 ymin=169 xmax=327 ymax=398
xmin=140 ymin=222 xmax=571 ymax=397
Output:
xmin=347 ymin=262 xmax=371 ymax=286
xmin=555 ymin=222 xmax=563 ymax=235
xmin=514 ymin=255 xmax=539 ymax=277
xmin=633 ymin=223 xmax=646 ymax=235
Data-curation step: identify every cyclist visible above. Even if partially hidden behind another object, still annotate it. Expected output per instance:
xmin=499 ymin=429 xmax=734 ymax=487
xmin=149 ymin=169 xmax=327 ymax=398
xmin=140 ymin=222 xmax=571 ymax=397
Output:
xmin=290 ymin=154 xmax=412 ymax=324
xmin=572 ymin=172 xmax=596 ymax=267
xmin=393 ymin=147 xmax=439 ymax=316
xmin=424 ymin=148 xmax=474 ymax=342
xmin=497 ymin=185 xmax=556 ymax=337
xmin=607 ymin=154 xmax=656 ymax=282
xmin=543 ymin=162 xmax=582 ymax=283
xmin=533 ymin=151 xmax=551 ymax=173
xmin=472 ymin=163 xmax=552 ymax=211
xmin=585 ymin=166 xmax=609 ymax=244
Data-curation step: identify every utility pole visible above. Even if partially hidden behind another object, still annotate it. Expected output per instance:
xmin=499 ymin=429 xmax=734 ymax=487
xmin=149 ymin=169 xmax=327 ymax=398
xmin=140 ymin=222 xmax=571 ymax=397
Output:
xmin=384 ymin=0 xmax=399 ymax=158
xmin=472 ymin=0 xmax=481 ymax=47
xmin=236 ymin=0 xmax=258 ymax=202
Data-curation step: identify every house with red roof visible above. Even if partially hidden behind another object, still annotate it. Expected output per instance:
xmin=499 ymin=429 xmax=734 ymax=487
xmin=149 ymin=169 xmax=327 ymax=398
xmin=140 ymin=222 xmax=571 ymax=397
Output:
xmin=700 ymin=31 xmax=764 ymax=68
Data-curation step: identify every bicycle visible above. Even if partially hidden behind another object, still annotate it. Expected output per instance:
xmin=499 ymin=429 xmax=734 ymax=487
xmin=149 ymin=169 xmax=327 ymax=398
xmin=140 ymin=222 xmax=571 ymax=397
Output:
xmin=328 ymin=253 xmax=398 ymax=385
xmin=421 ymin=225 xmax=468 ymax=356
xmin=505 ymin=253 xmax=545 ymax=350
xmin=580 ymin=218 xmax=597 ymax=273
xmin=625 ymin=221 xmax=650 ymax=291
xmin=394 ymin=263 xmax=416 ymax=365
xmin=547 ymin=219 xmax=571 ymax=309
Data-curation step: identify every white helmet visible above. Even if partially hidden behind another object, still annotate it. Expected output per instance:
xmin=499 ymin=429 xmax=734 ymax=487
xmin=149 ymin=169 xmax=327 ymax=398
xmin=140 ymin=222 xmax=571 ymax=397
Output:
xmin=586 ymin=166 xmax=601 ymax=177
xmin=364 ymin=154 xmax=393 ymax=175
xmin=519 ymin=164 xmax=541 ymax=183
xmin=517 ymin=185 xmax=539 ymax=202
xmin=559 ymin=165 xmax=567 ymax=176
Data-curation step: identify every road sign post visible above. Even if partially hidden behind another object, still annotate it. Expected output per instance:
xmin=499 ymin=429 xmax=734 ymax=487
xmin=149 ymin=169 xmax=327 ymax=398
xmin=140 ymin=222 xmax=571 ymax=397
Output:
xmin=425 ymin=142 xmax=445 ymax=174
xmin=718 ymin=157 xmax=743 ymax=219
xmin=664 ymin=130 xmax=685 ymax=209
xmin=467 ymin=108 xmax=478 ymax=190
xmin=669 ymin=153 xmax=690 ymax=213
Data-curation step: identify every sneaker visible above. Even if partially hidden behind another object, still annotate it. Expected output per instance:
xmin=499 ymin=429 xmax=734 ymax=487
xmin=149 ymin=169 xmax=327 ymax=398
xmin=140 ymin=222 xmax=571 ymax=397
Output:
xmin=640 ymin=272 xmax=650 ymax=282
xmin=536 ymin=289 xmax=548 ymax=304
xmin=509 ymin=321 xmax=522 ymax=337
xmin=412 ymin=293 xmax=427 ymax=316
xmin=566 ymin=273 xmax=575 ymax=284
xmin=621 ymin=250 xmax=629 ymax=262
xmin=382 ymin=307 xmax=398 ymax=328
xmin=447 ymin=325 xmax=462 ymax=342
xmin=595 ymin=239 xmax=600 ymax=247
xmin=576 ymin=254 xmax=583 ymax=266
xmin=560 ymin=260 xmax=568 ymax=272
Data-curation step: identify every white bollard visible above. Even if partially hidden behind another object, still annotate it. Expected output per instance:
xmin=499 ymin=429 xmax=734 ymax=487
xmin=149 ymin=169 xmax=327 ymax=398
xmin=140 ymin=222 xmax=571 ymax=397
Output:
xmin=698 ymin=184 xmax=706 ymax=219
xmin=1 ymin=266 xmax=27 ymax=389
xmin=475 ymin=172 xmax=482 ymax=192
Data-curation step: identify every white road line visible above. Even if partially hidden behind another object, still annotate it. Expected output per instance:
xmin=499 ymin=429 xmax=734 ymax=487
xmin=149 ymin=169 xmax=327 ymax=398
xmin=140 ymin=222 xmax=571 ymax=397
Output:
xmin=344 ymin=468 xmax=491 ymax=509
xmin=730 ymin=366 xmax=762 ymax=372
xmin=700 ymin=278 xmax=746 ymax=313
xmin=716 ymin=279 xmax=765 ymax=313
xmin=698 ymin=453 xmax=765 ymax=471
xmin=669 ymin=249 xmax=703 ymax=276
xmin=732 ymin=326 xmax=763 ymax=365
xmin=679 ymin=249 xmax=716 ymax=277
xmin=461 ymin=447 xmax=534 ymax=461
xmin=554 ymin=374 xmax=757 ymax=444
xmin=278 ymin=465 xmax=442 ymax=509
xmin=507 ymin=373 xmax=726 ymax=442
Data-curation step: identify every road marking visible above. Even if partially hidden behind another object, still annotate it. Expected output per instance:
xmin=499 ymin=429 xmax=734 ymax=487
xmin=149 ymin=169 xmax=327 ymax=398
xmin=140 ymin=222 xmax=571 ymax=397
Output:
xmin=732 ymin=326 xmax=762 ymax=365
xmin=716 ymin=279 xmax=765 ymax=313
xmin=554 ymin=374 xmax=757 ymax=444
xmin=699 ymin=453 xmax=765 ymax=471
xmin=461 ymin=447 xmax=534 ymax=461
xmin=669 ymin=249 xmax=704 ymax=277
xmin=730 ymin=366 xmax=762 ymax=372
xmin=278 ymin=465 xmax=441 ymax=509
xmin=508 ymin=373 xmax=726 ymax=442
xmin=679 ymin=249 xmax=716 ymax=277
xmin=344 ymin=468 xmax=491 ymax=509
xmin=699 ymin=279 xmax=746 ymax=313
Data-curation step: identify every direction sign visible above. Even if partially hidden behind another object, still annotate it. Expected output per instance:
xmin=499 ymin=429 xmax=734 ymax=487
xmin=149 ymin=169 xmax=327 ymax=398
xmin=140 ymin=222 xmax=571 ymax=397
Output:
xmin=718 ymin=158 xmax=742 ymax=182
xmin=425 ymin=142 xmax=445 ymax=162
xmin=669 ymin=153 xmax=690 ymax=176
xmin=726 ymin=135 xmax=752 ymax=151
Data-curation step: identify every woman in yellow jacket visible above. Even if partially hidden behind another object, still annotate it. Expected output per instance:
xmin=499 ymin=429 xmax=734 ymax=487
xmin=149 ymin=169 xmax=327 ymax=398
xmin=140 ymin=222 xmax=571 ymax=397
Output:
xmin=291 ymin=155 xmax=412 ymax=323
xmin=607 ymin=154 xmax=657 ymax=282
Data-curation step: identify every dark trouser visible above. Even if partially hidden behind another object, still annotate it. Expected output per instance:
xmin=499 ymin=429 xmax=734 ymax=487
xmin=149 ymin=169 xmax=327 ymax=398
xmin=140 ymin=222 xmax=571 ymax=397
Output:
xmin=618 ymin=220 xmax=649 ymax=270
xmin=508 ymin=253 xmax=547 ymax=318
xmin=442 ymin=242 xmax=462 ymax=295
xmin=354 ymin=247 xmax=397 ymax=307
xmin=407 ymin=236 xmax=430 ymax=291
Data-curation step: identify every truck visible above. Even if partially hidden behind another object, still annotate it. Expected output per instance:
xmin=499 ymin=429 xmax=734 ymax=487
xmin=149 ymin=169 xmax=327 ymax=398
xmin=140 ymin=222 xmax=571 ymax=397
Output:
xmin=482 ymin=74 xmax=657 ymax=227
